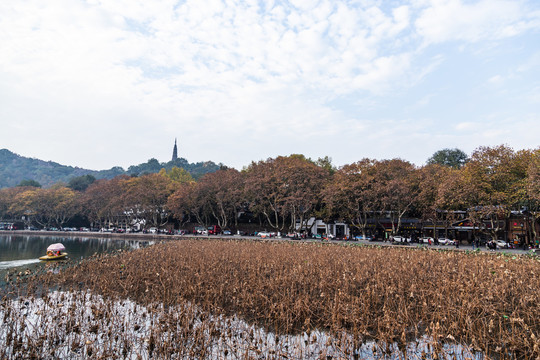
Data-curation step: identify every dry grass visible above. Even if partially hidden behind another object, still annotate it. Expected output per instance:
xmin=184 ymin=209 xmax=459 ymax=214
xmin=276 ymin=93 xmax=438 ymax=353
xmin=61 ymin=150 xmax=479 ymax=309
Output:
xmin=2 ymin=239 xmax=539 ymax=359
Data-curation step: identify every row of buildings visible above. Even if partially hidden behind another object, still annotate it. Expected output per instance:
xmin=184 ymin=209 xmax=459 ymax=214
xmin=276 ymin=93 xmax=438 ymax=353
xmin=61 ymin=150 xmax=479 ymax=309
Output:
xmin=298 ymin=211 xmax=538 ymax=246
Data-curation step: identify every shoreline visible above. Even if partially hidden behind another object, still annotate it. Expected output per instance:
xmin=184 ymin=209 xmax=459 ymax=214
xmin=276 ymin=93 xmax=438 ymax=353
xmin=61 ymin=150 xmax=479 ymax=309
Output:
xmin=1 ymin=230 xmax=536 ymax=256
xmin=0 ymin=229 xmax=187 ymax=242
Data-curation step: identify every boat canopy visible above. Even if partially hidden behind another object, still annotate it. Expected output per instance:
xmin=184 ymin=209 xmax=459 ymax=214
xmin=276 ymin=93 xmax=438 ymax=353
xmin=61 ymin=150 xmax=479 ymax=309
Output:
xmin=47 ymin=243 xmax=65 ymax=252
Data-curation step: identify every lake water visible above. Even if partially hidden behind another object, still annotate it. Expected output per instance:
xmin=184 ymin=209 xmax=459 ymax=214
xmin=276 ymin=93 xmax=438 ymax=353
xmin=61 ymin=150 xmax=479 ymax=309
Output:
xmin=0 ymin=234 xmax=154 ymax=285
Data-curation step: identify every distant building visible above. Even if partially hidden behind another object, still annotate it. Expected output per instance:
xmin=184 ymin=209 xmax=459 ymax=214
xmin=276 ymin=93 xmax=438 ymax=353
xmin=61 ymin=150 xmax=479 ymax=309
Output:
xmin=172 ymin=138 xmax=178 ymax=161
xmin=296 ymin=217 xmax=350 ymax=239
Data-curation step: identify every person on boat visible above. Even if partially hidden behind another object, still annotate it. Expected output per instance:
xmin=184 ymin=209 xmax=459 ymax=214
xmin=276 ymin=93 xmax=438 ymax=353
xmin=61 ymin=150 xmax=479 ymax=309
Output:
xmin=47 ymin=250 xmax=53 ymax=256
xmin=56 ymin=250 xmax=61 ymax=256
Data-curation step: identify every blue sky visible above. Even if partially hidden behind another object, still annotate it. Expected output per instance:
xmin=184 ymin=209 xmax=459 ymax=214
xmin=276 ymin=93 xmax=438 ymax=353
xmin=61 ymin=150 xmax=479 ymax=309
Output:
xmin=1 ymin=0 xmax=539 ymax=170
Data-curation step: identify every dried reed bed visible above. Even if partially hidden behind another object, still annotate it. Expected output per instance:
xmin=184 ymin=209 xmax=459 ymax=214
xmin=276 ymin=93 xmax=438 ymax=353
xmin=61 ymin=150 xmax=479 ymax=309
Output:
xmin=4 ymin=239 xmax=540 ymax=359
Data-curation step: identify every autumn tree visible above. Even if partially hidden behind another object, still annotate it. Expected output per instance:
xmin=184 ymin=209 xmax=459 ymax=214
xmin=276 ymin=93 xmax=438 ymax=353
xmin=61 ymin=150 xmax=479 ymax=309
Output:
xmin=191 ymin=169 xmax=245 ymax=229
xmin=324 ymin=159 xmax=378 ymax=238
xmin=371 ymin=159 xmax=418 ymax=235
xmin=167 ymin=182 xmax=202 ymax=227
xmin=0 ymin=186 xmax=36 ymax=223
xmin=9 ymin=185 xmax=79 ymax=228
xmin=81 ymin=176 xmax=130 ymax=229
xmin=244 ymin=155 xmax=329 ymax=232
xmin=415 ymin=164 xmax=455 ymax=238
xmin=123 ymin=173 xmax=176 ymax=229
xmin=526 ymin=148 xmax=540 ymax=242
xmin=154 ymin=166 xmax=197 ymax=228
xmin=457 ymin=145 xmax=530 ymax=240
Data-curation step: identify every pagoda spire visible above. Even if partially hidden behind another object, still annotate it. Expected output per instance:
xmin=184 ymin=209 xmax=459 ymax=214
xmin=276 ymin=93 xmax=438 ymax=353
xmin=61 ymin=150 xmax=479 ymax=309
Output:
xmin=172 ymin=138 xmax=178 ymax=161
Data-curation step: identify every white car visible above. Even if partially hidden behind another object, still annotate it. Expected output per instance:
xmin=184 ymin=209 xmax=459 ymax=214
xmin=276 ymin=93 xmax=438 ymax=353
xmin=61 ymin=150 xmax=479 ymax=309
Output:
xmin=420 ymin=237 xmax=434 ymax=244
xmin=437 ymin=237 xmax=456 ymax=245
xmin=494 ymin=240 xmax=511 ymax=249
xmin=393 ymin=236 xmax=410 ymax=243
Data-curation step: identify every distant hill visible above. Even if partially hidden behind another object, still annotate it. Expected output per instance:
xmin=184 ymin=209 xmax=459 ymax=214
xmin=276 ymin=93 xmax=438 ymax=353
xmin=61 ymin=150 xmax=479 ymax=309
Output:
xmin=0 ymin=149 xmax=221 ymax=188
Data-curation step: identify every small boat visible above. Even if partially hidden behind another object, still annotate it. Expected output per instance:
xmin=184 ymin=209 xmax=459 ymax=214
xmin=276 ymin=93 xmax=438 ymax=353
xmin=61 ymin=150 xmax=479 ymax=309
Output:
xmin=39 ymin=243 xmax=68 ymax=261
xmin=39 ymin=252 xmax=68 ymax=261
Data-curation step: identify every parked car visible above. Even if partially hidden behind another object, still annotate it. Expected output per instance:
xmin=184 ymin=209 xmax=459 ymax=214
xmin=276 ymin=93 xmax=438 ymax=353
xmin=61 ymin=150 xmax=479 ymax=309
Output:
xmin=257 ymin=231 xmax=272 ymax=238
xmin=437 ymin=237 xmax=456 ymax=245
xmin=354 ymin=235 xmax=373 ymax=241
xmin=494 ymin=240 xmax=512 ymax=249
xmin=193 ymin=226 xmax=206 ymax=234
xmin=208 ymin=225 xmax=221 ymax=235
xmin=393 ymin=236 xmax=410 ymax=243
xmin=222 ymin=230 xmax=232 ymax=235
xmin=420 ymin=237 xmax=434 ymax=244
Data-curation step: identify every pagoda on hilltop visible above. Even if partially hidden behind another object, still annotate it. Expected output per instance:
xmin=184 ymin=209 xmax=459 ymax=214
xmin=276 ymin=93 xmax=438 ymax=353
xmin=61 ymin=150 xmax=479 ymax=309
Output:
xmin=172 ymin=138 xmax=178 ymax=161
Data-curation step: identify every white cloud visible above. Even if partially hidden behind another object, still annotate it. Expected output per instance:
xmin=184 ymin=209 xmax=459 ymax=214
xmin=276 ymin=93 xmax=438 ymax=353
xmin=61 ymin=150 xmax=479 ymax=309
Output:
xmin=488 ymin=75 xmax=504 ymax=85
xmin=0 ymin=0 xmax=538 ymax=170
xmin=415 ymin=0 xmax=537 ymax=45
xmin=455 ymin=122 xmax=479 ymax=131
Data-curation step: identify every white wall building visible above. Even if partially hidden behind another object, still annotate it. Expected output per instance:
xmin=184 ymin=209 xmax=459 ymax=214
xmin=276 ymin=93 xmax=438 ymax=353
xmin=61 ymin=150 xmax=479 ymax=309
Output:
xmin=296 ymin=217 xmax=350 ymax=239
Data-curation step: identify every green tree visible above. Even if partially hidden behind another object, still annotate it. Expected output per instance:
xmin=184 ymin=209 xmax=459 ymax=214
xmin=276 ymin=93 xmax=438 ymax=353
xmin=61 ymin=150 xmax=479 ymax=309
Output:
xmin=315 ymin=156 xmax=336 ymax=175
xmin=159 ymin=167 xmax=194 ymax=185
xmin=427 ymin=148 xmax=469 ymax=169
xmin=68 ymin=175 xmax=96 ymax=191
xmin=17 ymin=179 xmax=42 ymax=188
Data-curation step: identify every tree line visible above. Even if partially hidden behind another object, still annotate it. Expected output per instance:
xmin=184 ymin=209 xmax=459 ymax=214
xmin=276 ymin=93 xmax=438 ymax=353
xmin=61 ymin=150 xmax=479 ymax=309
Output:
xmin=1 ymin=145 xmax=539 ymax=241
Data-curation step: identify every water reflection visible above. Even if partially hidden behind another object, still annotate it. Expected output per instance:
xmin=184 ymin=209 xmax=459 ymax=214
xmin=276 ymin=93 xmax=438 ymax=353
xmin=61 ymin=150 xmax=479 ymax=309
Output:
xmin=0 ymin=235 xmax=153 ymax=282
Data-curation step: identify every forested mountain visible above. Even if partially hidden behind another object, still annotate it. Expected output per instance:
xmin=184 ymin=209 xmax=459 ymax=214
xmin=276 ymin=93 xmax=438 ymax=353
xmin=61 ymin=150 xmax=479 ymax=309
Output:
xmin=0 ymin=149 xmax=220 ymax=188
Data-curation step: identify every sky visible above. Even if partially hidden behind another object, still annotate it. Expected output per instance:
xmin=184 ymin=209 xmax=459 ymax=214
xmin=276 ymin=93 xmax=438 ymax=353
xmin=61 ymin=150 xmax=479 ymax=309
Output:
xmin=1 ymin=0 xmax=539 ymax=171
